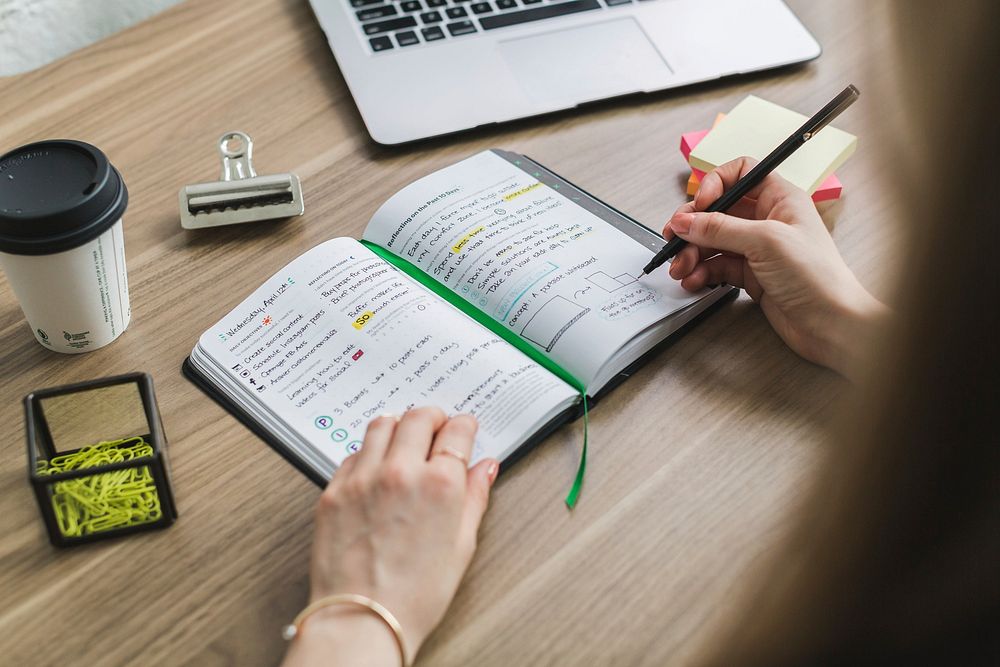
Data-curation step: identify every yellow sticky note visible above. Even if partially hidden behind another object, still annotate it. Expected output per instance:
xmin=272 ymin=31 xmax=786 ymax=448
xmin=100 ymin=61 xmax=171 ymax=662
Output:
xmin=688 ymin=95 xmax=857 ymax=194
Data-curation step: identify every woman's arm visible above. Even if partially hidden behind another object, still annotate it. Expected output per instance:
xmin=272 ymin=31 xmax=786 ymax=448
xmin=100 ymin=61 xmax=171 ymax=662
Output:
xmin=282 ymin=408 xmax=498 ymax=667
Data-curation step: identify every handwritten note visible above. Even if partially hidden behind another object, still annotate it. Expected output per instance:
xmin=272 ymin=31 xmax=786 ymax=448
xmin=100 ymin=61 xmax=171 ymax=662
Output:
xmin=199 ymin=239 xmax=578 ymax=472
xmin=362 ymin=151 xmax=707 ymax=389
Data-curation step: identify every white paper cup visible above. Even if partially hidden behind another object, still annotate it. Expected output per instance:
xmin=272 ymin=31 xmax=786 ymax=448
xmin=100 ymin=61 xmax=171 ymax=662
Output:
xmin=0 ymin=140 xmax=130 ymax=353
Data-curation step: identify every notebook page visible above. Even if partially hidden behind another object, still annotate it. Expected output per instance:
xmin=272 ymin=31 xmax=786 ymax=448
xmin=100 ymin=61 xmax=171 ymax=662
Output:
xmin=195 ymin=238 xmax=578 ymax=470
xmin=361 ymin=150 xmax=707 ymax=390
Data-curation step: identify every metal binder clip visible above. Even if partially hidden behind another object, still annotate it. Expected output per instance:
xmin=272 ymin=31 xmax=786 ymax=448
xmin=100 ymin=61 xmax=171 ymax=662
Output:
xmin=179 ymin=131 xmax=304 ymax=229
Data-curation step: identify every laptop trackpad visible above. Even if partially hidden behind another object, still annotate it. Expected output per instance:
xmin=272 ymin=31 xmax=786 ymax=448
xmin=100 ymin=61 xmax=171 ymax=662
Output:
xmin=497 ymin=18 xmax=671 ymax=106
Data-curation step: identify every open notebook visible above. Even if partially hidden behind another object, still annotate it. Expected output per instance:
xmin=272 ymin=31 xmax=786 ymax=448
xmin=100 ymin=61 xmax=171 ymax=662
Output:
xmin=183 ymin=150 xmax=735 ymax=495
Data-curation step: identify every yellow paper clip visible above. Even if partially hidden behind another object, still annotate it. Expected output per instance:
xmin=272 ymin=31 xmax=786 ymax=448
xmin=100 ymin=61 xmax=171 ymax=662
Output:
xmin=37 ymin=437 xmax=162 ymax=538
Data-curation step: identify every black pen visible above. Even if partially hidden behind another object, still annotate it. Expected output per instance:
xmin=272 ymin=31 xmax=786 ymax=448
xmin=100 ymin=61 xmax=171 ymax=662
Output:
xmin=641 ymin=84 xmax=861 ymax=275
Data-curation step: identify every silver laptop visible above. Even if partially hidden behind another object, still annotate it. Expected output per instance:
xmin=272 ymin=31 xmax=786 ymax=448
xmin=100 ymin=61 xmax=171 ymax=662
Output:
xmin=309 ymin=0 xmax=820 ymax=145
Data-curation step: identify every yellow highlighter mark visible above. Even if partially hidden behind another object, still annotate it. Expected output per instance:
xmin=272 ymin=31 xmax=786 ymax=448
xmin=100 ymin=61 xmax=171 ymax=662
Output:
xmin=503 ymin=182 xmax=543 ymax=202
xmin=451 ymin=226 xmax=486 ymax=253
xmin=352 ymin=310 xmax=375 ymax=330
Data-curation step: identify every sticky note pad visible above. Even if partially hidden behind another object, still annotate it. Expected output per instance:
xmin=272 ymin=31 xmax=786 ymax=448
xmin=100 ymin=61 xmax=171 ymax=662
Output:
xmin=682 ymin=120 xmax=844 ymax=203
xmin=687 ymin=169 xmax=842 ymax=200
xmin=688 ymin=96 xmax=857 ymax=194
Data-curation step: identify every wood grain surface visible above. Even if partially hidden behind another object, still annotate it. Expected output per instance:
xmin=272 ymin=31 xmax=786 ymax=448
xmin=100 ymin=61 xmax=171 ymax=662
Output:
xmin=0 ymin=1 xmax=904 ymax=665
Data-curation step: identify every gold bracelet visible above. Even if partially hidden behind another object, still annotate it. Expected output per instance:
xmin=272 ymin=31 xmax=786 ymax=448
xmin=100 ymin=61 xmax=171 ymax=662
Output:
xmin=282 ymin=593 xmax=408 ymax=666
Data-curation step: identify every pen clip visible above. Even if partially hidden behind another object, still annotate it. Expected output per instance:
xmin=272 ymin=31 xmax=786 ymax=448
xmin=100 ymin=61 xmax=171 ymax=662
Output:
xmin=802 ymin=84 xmax=860 ymax=141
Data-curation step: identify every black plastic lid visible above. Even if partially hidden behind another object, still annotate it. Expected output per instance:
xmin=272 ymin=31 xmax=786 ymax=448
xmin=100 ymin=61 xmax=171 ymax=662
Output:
xmin=0 ymin=140 xmax=129 ymax=255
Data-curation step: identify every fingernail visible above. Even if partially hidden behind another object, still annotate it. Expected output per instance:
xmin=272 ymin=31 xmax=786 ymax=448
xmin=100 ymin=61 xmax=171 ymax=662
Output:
xmin=380 ymin=413 xmax=399 ymax=422
xmin=671 ymin=213 xmax=692 ymax=234
xmin=487 ymin=461 xmax=499 ymax=485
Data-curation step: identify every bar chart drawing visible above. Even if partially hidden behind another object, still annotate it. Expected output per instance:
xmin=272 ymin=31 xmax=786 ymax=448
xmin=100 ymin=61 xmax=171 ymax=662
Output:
xmin=586 ymin=270 xmax=639 ymax=292
xmin=520 ymin=296 xmax=589 ymax=352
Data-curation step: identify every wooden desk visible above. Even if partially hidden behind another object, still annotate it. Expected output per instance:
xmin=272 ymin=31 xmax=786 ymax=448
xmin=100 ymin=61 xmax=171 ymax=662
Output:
xmin=0 ymin=2 xmax=902 ymax=664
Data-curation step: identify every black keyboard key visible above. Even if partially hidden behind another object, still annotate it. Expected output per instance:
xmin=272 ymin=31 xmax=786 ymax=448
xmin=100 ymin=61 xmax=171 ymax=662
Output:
xmin=426 ymin=0 xmax=446 ymax=5
xmin=396 ymin=30 xmax=420 ymax=45
xmin=420 ymin=10 xmax=442 ymax=22
xmin=352 ymin=0 xmax=383 ymax=6
xmin=369 ymin=36 xmax=394 ymax=51
xmin=422 ymin=25 xmax=446 ymax=40
xmin=471 ymin=2 xmax=491 ymax=12
xmin=446 ymin=6 xmax=468 ymax=17
xmin=522 ymin=0 xmax=542 ymax=4
xmin=605 ymin=0 xmax=631 ymax=5
xmin=480 ymin=0 xmax=598 ymax=29
xmin=401 ymin=0 xmax=423 ymax=11
xmin=363 ymin=15 xmax=418 ymax=34
xmin=356 ymin=4 xmax=398 ymax=20
xmin=446 ymin=20 xmax=477 ymax=35
xmin=496 ymin=0 xmax=517 ymax=8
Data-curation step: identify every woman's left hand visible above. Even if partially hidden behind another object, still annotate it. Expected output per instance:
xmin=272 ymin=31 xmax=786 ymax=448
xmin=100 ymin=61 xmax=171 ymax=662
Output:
xmin=284 ymin=408 xmax=499 ymax=667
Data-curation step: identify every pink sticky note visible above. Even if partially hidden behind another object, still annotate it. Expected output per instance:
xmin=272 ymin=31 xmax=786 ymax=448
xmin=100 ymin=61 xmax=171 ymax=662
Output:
xmin=811 ymin=173 xmax=842 ymax=202
xmin=680 ymin=129 xmax=711 ymax=161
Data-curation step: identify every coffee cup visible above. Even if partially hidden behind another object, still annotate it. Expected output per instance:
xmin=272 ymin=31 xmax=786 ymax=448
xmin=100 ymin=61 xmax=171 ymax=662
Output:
xmin=0 ymin=140 xmax=131 ymax=353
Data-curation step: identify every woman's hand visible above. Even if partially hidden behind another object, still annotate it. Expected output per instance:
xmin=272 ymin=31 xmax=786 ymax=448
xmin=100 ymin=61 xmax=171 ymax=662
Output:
xmin=283 ymin=408 xmax=499 ymax=667
xmin=664 ymin=157 xmax=886 ymax=378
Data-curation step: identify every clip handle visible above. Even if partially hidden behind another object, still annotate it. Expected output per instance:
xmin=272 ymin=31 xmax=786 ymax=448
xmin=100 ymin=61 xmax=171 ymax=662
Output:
xmin=219 ymin=131 xmax=257 ymax=181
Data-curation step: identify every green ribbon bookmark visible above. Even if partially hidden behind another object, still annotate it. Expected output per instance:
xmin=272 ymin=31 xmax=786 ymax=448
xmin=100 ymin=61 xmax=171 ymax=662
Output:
xmin=360 ymin=240 xmax=589 ymax=508
xmin=564 ymin=394 xmax=588 ymax=509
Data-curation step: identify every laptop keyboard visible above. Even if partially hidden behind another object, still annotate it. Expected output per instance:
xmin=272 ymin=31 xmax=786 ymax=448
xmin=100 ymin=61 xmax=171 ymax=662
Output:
xmin=352 ymin=0 xmax=641 ymax=52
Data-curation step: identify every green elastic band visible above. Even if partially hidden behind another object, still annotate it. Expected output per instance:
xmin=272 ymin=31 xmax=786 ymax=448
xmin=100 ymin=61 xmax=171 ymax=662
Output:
xmin=360 ymin=240 xmax=589 ymax=507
